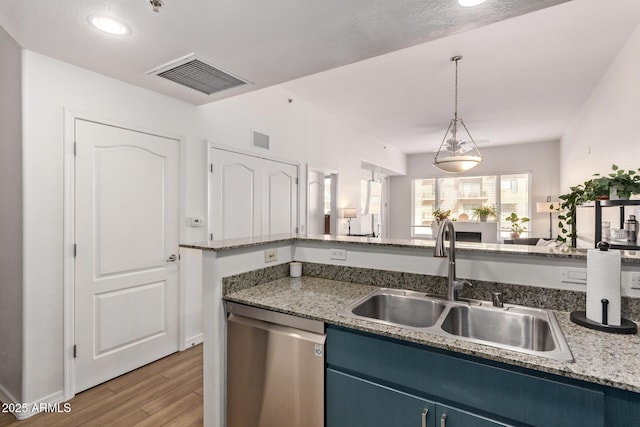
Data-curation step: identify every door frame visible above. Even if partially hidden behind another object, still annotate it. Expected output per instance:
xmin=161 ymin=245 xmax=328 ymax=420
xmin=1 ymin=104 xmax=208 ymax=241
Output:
xmin=63 ymin=109 xmax=185 ymax=400
xmin=205 ymin=141 xmax=301 ymax=240
xmin=306 ymin=165 xmax=339 ymax=236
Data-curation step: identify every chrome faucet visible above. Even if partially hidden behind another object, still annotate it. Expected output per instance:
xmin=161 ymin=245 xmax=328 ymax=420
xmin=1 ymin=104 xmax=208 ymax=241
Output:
xmin=434 ymin=218 xmax=472 ymax=301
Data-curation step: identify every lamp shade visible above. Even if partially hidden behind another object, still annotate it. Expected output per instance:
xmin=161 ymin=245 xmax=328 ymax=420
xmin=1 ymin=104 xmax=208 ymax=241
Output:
xmin=342 ymin=208 xmax=357 ymax=219
xmin=536 ymin=202 xmax=558 ymax=213
xmin=433 ymin=154 xmax=482 ymax=173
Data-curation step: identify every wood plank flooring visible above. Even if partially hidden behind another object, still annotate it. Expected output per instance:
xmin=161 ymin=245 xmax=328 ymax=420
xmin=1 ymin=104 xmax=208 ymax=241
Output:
xmin=0 ymin=344 xmax=203 ymax=427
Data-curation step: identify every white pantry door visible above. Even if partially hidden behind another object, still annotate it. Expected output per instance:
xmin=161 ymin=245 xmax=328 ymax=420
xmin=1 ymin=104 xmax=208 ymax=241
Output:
xmin=74 ymin=119 xmax=180 ymax=392
xmin=209 ymin=148 xmax=297 ymax=240
xmin=210 ymin=149 xmax=263 ymax=240
xmin=262 ymin=158 xmax=298 ymax=236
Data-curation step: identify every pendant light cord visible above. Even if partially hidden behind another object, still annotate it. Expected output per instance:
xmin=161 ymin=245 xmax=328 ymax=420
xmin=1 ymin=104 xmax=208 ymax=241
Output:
xmin=454 ymin=57 xmax=459 ymax=122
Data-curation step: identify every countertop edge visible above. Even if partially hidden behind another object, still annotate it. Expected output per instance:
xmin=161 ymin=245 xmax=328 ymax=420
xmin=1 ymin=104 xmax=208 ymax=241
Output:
xmin=181 ymin=235 xmax=640 ymax=263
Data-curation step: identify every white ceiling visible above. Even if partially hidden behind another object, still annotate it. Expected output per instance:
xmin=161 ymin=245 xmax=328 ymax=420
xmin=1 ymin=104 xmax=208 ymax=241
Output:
xmin=1 ymin=0 xmax=639 ymax=154
xmin=283 ymin=0 xmax=640 ymax=153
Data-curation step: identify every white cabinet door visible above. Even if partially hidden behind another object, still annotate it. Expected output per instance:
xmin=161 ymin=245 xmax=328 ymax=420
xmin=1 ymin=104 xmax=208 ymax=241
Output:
xmin=209 ymin=148 xmax=298 ymax=240
xmin=74 ymin=120 xmax=180 ymax=392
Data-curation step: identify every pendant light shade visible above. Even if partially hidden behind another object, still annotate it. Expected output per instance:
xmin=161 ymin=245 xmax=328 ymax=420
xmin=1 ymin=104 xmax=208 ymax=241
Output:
xmin=433 ymin=56 xmax=483 ymax=173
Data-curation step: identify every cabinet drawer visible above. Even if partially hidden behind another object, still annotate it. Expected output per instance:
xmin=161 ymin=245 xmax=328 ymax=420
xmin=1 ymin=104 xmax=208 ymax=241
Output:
xmin=327 ymin=327 xmax=604 ymax=427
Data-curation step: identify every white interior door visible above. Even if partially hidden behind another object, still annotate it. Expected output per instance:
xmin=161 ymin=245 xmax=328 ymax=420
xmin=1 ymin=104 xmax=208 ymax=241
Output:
xmin=209 ymin=148 xmax=298 ymax=240
xmin=74 ymin=119 xmax=180 ymax=392
xmin=263 ymin=159 xmax=297 ymax=236
xmin=308 ymin=170 xmax=325 ymax=235
xmin=210 ymin=150 xmax=262 ymax=240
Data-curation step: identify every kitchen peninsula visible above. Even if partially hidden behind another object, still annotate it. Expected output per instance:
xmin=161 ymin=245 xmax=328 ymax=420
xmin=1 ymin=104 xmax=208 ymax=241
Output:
xmin=181 ymin=235 xmax=640 ymax=427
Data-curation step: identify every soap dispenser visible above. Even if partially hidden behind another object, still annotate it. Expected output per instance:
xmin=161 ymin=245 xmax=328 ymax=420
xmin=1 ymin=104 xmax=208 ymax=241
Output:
xmin=625 ymin=215 xmax=638 ymax=243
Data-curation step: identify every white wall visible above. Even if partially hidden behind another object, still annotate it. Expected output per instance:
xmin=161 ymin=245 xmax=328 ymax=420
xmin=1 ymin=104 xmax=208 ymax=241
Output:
xmin=388 ymin=141 xmax=560 ymax=239
xmin=21 ymin=50 xmax=202 ymax=404
xmin=198 ymin=86 xmax=407 ymax=236
xmin=561 ymin=24 xmax=640 ymax=190
xmin=0 ymin=25 xmax=23 ymax=403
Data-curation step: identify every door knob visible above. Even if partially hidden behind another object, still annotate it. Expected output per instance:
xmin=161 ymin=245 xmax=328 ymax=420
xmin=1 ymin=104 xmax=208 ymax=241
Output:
xmin=166 ymin=254 xmax=178 ymax=262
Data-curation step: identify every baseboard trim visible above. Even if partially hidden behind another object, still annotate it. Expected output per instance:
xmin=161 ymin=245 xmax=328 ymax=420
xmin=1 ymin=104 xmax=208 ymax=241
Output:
xmin=0 ymin=382 xmax=20 ymax=417
xmin=184 ymin=333 xmax=203 ymax=349
xmin=0 ymin=388 xmax=65 ymax=420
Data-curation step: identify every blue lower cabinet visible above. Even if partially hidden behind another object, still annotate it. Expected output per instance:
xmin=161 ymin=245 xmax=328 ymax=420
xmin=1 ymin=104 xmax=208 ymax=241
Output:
xmin=326 ymin=326 xmax=613 ymax=427
xmin=326 ymin=369 xmax=435 ymax=427
xmin=326 ymin=369 xmax=508 ymax=427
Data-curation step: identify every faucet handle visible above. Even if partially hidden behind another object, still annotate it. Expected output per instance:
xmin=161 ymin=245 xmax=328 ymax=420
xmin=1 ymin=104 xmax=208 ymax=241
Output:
xmin=492 ymin=292 xmax=504 ymax=308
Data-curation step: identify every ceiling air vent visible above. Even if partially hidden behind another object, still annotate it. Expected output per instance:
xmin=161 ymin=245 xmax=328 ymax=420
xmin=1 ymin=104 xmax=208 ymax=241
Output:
xmin=149 ymin=54 xmax=249 ymax=95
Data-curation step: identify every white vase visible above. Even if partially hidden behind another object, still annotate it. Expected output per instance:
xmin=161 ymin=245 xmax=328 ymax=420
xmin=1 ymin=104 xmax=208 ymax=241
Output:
xmin=610 ymin=187 xmax=628 ymax=200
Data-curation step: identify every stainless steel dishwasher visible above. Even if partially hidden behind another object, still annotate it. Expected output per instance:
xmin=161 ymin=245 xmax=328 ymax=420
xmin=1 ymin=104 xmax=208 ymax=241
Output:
xmin=226 ymin=301 xmax=325 ymax=427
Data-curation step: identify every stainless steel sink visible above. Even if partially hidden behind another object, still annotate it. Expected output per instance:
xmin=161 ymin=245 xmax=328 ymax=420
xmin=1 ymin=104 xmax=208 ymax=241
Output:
xmin=441 ymin=305 xmax=556 ymax=352
xmin=339 ymin=288 xmax=574 ymax=362
xmin=350 ymin=291 xmax=447 ymax=328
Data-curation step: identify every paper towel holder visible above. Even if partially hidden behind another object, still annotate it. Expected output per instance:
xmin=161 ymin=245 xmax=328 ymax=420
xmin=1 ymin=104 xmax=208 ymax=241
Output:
xmin=571 ymin=242 xmax=637 ymax=334
xmin=569 ymin=311 xmax=637 ymax=334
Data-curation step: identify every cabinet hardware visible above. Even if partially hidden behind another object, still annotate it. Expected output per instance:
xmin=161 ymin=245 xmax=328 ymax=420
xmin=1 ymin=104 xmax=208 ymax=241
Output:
xmin=440 ymin=413 xmax=447 ymax=427
xmin=422 ymin=408 xmax=428 ymax=427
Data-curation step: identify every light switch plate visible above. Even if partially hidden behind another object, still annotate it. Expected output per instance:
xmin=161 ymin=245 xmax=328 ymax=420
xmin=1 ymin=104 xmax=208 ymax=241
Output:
xmin=631 ymin=272 xmax=640 ymax=289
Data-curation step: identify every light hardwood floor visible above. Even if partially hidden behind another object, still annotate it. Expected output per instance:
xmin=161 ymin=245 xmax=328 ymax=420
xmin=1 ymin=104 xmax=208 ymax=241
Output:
xmin=0 ymin=344 xmax=203 ymax=427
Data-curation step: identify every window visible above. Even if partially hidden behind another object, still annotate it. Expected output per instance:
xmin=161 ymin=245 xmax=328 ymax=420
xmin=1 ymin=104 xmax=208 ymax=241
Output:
xmin=411 ymin=179 xmax=437 ymax=236
xmin=411 ymin=173 xmax=530 ymax=239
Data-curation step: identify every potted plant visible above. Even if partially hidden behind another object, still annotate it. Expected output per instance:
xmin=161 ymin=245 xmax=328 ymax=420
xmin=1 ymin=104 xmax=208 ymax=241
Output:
xmin=432 ymin=208 xmax=451 ymax=225
xmin=505 ymin=213 xmax=530 ymax=239
xmin=605 ymin=164 xmax=640 ymax=199
xmin=557 ymin=164 xmax=640 ymax=245
xmin=472 ymin=205 xmax=497 ymax=222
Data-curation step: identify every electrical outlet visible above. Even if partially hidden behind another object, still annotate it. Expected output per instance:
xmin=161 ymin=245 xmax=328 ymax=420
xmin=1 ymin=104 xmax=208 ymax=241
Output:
xmin=631 ymin=272 xmax=640 ymax=290
xmin=1 ymin=351 xmax=7 ymax=366
xmin=264 ymin=248 xmax=278 ymax=263
xmin=330 ymin=248 xmax=347 ymax=261
xmin=560 ymin=268 xmax=587 ymax=285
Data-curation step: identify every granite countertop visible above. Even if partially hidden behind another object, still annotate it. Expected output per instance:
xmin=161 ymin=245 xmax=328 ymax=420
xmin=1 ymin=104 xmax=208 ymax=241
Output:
xmin=182 ymin=234 xmax=640 ymax=263
xmin=224 ymin=276 xmax=640 ymax=393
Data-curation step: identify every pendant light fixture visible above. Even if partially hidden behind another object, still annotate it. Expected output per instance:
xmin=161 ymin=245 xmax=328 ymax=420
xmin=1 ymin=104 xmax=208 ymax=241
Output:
xmin=433 ymin=56 xmax=483 ymax=173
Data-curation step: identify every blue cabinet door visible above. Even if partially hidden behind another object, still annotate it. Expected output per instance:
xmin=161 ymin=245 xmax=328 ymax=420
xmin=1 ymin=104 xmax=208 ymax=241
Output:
xmin=327 ymin=369 xmax=435 ymax=427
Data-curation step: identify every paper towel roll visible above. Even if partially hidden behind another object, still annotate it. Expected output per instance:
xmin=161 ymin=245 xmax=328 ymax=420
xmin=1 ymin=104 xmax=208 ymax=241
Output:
xmin=586 ymin=247 xmax=621 ymax=326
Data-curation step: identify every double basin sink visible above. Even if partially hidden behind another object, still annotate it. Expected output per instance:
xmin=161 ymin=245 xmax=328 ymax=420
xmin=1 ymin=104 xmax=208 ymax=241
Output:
xmin=339 ymin=288 xmax=573 ymax=362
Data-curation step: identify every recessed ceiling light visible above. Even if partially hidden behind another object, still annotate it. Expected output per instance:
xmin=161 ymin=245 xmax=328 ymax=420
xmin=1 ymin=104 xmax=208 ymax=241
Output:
xmin=458 ymin=0 xmax=487 ymax=7
xmin=89 ymin=15 xmax=130 ymax=36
